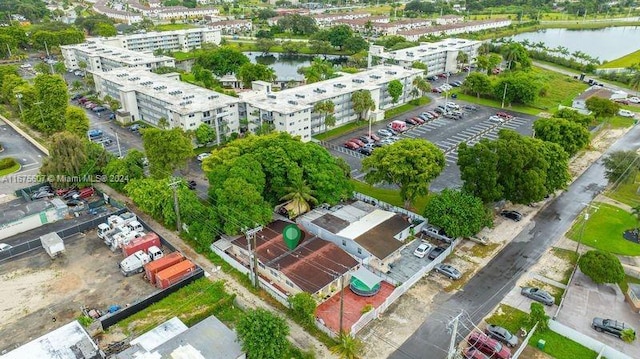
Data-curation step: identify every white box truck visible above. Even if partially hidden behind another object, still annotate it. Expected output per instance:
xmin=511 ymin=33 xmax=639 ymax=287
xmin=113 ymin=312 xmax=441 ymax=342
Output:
xmin=41 ymin=232 xmax=65 ymax=258
xmin=120 ymin=246 xmax=163 ymax=276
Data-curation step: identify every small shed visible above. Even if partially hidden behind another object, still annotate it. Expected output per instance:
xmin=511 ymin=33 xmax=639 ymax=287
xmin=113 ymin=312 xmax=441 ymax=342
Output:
xmin=349 ymin=267 xmax=382 ymax=297
xmin=41 ymin=232 xmax=65 ymax=258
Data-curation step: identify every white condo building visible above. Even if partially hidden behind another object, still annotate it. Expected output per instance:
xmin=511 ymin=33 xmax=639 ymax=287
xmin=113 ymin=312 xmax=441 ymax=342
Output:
xmin=100 ymin=28 xmax=221 ymax=53
xmin=368 ymin=38 xmax=481 ymax=77
xmin=61 ymin=41 xmax=175 ymax=72
xmin=92 ymin=68 xmax=240 ymax=142
xmin=240 ymin=65 xmax=424 ymax=141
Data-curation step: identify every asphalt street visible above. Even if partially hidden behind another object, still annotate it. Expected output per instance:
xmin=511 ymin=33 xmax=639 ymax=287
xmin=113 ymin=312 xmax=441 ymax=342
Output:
xmin=389 ymin=124 xmax=640 ymax=359
xmin=0 ymin=119 xmax=46 ymax=196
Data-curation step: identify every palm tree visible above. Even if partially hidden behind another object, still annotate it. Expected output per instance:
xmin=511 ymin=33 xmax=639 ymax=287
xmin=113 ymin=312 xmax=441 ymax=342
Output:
xmin=409 ymin=87 xmax=420 ymax=99
xmin=629 ymin=71 xmax=640 ymax=91
xmin=478 ymin=43 xmax=490 ymax=56
xmin=157 ymin=117 xmax=169 ymax=129
xmin=313 ymin=100 xmax=335 ymax=132
xmin=456 ymin=51 xmax=469 ymax=71
xmin=331 ymin=331 xmax=364 ymax=359
xmin=412 ymin=76 xmax=431 ymax=96
xmin=280 ymin=178 xmax=317 ymax=219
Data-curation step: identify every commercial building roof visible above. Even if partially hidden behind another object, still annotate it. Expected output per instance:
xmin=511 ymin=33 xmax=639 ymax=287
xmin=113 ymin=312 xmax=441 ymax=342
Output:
xmin=377 ymin=38 xmax=481 ymax=62
xmin=61 ymin=41 xmax=174 ymax=67
xmin=1 ymin=321 xmax=101 ymax=359
xmin=241 ymin=65 xmax=423 ymax=114
xmin=94 ymin=67 xmax=239 ymax=114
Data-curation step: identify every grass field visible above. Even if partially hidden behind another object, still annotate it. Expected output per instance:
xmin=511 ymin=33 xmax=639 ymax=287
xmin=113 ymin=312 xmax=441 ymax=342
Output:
xmin=116 ymin=279 xmax=241 ymax=335
xmin=601 ymin=50 xmax=640 ymax=69
xmin=313 ymin=121 xmax=369 ymax=141
xmin=384 ymin=96 xmax=431 ymax=119
xmin=0 ymin=159 xmax=20 ymax=177
xmin=607 ymin=115 xmax=636 ymax=128
xmin=566 ymin=202 xmax=640 ymax=256
xmin=350 ymin=179 xmax=430 ymax=214
xmin=607 ymin=173 xmax=640 ymax=208
xmin=453 ymin=92 xmax=541 ymax=116
xmin=486 ymin=305 xmax=600 ymax=359
xmin=154 ymin=23 xmax=197 ymax=31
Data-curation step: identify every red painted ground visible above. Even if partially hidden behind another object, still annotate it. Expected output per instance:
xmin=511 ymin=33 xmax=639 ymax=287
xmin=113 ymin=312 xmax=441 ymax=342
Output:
xmin=315 ymin=281 xmax=395 ymax=333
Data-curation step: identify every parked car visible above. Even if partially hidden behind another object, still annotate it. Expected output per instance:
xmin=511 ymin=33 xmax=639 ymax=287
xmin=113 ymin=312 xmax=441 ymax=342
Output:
xmin=92 ymin=106 xmax=107 ymax=113
xmin=412 ymin=117 xmax=425 ymax=124
xmin=71 ymin=94 xmax=82 ymax=101
xmin=485 ymin=324 xmax=519 ymax=348
xmin=592 ymin=318 xmax=635 ymax=340
xmin=500 ymin=210 xmax=522 ymax=222
xmin=196 ymin=153 xmax=211 ymax=162
xmin=463 ymin=348 xmax=490 ymax=359
xmin=413 ymin=243 xmax=433 ymax=258
xmin=628 ymin=97 xmax=640 ymax=104
xmin=344 ymin=141 xmax=360 ymax=150
xmin=31 ymin=191 xmax=53 ymax=200
xmin=62 ymin=190 xmax=79 ymax=201
xmin=496 ymin=112 xmax=513 ymax=120
xmin=434 ymin=264 xmax=461 ymax=280
xmin=434 ymin=107 xmax=445 ymax=115
xmin=427 ymin=111 xmax=439 ymax=118
xmin=368 ymin=133 xmax=381 ymax=141
xmin=0 ymin=243 xmax=13 ymax=253
xmin=85 ymin=102 xmax=97 ymax=109
xmin=77 ymin=187 xmax=95 ymax=199
xmin=615 ymin=99 xmax=630 ymax=105
xmin=619 ymin=109 xmax=635 ymax=118
xmin=377 ymin=129 xmax=393 ymax=137
xmin=55 ymin=186 xmax=77 ymax=197
xmin=421 ymin=112 xmax=434 ymax=119
xmin=466 ymin=332 xmax=511 ymax=359
xmin=129 ymin=124 xmax=141 ymax=132
xmin=432 ymin=88 xmax=443 ymax=93
xmin=66 ymin=199 xmax=84 ymax=207
xmin=489 ymin=115 xmax=504 ymax=123
xmin=350 ymin=138 xmax=366 ymax=147
xmin=520 ymin=287 xmax=555 ymax=306
xmin=78 ymin=97 xmax=89 ymax=104
xmin=427 ymin=75 xmax=439 ymax=81
xmin=463 ymin=105 xmax=479 ymax=111
xmin=428 ymin=246 xmax=446 ymax=260
xmin=187 ymin=180 xmax=197 ymax=190
xmin=359 ymin=136 xmax=374 ymax=144
xmin=359 ymin=146 xmax=374 ymax=156
xmin=404 ymin=118 xmax=418 ymax=125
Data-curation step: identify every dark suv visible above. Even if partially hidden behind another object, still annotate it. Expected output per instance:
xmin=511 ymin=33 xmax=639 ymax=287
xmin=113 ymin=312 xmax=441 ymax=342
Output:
xmin=592 ymin=318 xmax=635 ymax=339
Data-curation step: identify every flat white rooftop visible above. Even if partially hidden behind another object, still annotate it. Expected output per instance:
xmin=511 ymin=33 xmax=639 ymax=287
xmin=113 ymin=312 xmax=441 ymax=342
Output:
xmin=337 ymin=209 xmax=395 ymax=240
xmin=378 ymin=38 xmax=481 ymax=62
xmin=241 ymin=65 xmax=423 ymax=114
xmin=110 ymin=28 xmax=217 ymax=41
xmin=62 ymin=40 xmax=173 ymax=66
xmin=95 ymin=67 xmax=239 ymax=114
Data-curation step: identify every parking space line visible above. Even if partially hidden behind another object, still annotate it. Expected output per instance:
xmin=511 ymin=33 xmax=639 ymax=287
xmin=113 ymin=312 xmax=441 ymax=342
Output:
xmin=450 ymin=135 xmax=469 ymax=141
xmin=502 ymin=124 xmax=519 ymax=129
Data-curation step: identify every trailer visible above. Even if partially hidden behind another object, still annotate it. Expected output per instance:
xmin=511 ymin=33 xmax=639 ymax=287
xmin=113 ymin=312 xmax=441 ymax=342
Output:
xmin=122 ymin=232 xmax=161 ymax=257
xmin=155 ymin=260 xmax=196 ymax=289
xmin=144 ymin=252 xmax=185 ymax=284
xmin=109 ymin=230 xmax=145 ymax=252
xmin=41 ymin=232 xmax=65 ymax=258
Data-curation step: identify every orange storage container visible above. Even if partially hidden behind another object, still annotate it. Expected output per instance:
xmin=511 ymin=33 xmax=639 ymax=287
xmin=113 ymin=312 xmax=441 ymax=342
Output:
xmin=144 ymin=252 xmax=185 ymax=284
xmin=155 ymin=260 xmax=196 ymax=289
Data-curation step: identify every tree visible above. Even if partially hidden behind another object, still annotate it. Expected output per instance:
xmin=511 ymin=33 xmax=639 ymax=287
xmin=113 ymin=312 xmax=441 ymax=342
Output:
xmin=412 ymin=76 xmax=431 ymax=96
xmin=554 ymin=108 xmax=594 ymax=128
xmin=40 ymin=132 xmax=92 ymax=186
xmin=578 ymin=250 xmax=625 ymax=284
xmin=343 ymin=36 xmax=368 ymax=54
xmin=157 ymin=117 xmax=169 ymax=129
xmin=25 ymin=74 xmax=69 ymax=134
xmin=94 ymin=22 xmax=116 ymax=37
xmin=487 ymin=54 xmax=503 ymax=74
xmin=64 ymin=106 xmax=90 ymax=137
xmin=457 ymin=140 xmax=502 ymax=204
xmin=602 ymin=150 xmax=640 ymax=184
xmin=411 ymin=61 xmax=428 ymax=70
xmin=387 ymin=79 xmax=403 ymax=103
xmin=493 ymin=71 xmax=542 ymax=105
xmin=585 ymin=97 xmax=620 ymax=118
xmin=237 ymin=309 xmax=290 ymax=359
xmin=194 ymin=123 xmax=216 ymax=145
xmin=277 ymin=14 xmax=318 ymax=35
xmin=423 ymin=189 xmax=492 ymax=239
xmin=281 ymin=40 xmax=304 ymax=55
xmin=630 ymin=71 xmax=640 ymax=91
xmin=534 ymin=117 xmax=591 ymax=157
xmin=103 ymin=149 xmax=145 ymax=191
xmin=298 ymin=58 xmax=335 ymax=83
xmin=501 ymin=42 xmax=531 ymax=70
xmin=362 ymin=139 xmax=445 ymax=208
xmin=288 ymin=293 xmax=316 ymax=327
xmin=331 ymin=331 xmax=364 ymax=359
xmin=142 ymin=128 xmax=193 ymax=179
xmin=632 ymin=205 xmax=640 ymax=228
xmin=475 ymin=55 xmax=490 ymax=74
xmin=309 ymin=40 xmax=334 ymax=55
xmin=256 ymin=38 xmax=275 ymax=54
xmin=313 ymin=100 xmax=335 ymax=132
xmin=622 ymin=328 xmax=637 ymax=343
xmin=216 ymin=178 xmax=273 ymax=234
xmin=456 ymin=51 xmax=469 ymax=70
xmin=351 ymin=90 xmax=375 ymax=122
xmin=196 ymin=47 xmax=250 ymax=76
xmin=237 ymin=63 xmax=275 ymax=88
xmin=462 ymin=72 xmax=493 ymax=98
xmin=328 ymin=25 xmax=353 ymax=50
xmin=255 ymin=30 xmax=274 ymax=39
xmin=280 ymin=177 xmax=317 ymax=218
xmin=528 ymin=302 xmax=549 ymax=332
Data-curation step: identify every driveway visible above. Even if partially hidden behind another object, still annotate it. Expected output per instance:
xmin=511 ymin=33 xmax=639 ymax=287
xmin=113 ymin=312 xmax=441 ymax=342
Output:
xmin=501 ymin=285 xmax=557 ymax=317
xmin=556 ymin=270 xmax=640 ymax=358
xmin=0 ymin=119 xmax=45 ymax=196
xmin=387 ymin=238 xmax=439 ymax=283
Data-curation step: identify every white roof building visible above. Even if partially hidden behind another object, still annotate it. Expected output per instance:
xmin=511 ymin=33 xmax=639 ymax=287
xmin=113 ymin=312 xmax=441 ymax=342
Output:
xmin=61 ymin=40 xmax=175 ymax=72
xmin=100 ymin=28 xmax=221 ymax=53
xmin=93 ymin=68 xmax=240 ymax=138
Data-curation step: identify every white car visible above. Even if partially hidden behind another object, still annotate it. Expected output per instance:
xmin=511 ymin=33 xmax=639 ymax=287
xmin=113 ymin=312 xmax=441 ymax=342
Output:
xmin=0 ymin=243 xmax=12 ymax=253
xmin=413 ymin=243 xmax=433 ymax=258
xmin=489 ymin=115 xmax=504 ymax=123
xmin=441 ymin=84 xmax=453 ymax=91
xmin=445 ymin=102 xmax=459 ymax=110
xmin=618 ymin=109 xmax=635 ymax=118
xmin=628 ymin=97 xmax=640 ymax=104
xmin=196 ymin=153 xmax=211 ymax=162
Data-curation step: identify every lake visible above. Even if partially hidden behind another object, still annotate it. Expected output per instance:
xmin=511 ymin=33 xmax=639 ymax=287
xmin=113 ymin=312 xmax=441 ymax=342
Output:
xmin=243 ymin=52 xmax=345 ymax=81
xmin=507 ymin=26 xmax=640 ymax=62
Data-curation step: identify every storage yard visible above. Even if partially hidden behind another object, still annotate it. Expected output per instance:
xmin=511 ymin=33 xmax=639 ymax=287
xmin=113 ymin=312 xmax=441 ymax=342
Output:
xmin=0 ymin=229 xmax=161 ymax=353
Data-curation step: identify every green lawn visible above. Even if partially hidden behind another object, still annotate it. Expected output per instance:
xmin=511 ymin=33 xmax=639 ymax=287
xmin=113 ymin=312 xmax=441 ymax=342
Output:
xmin=350 ymin=179 xmax=430 ymax=214
xmin=384 ymin=97 xmax=431 ymax=119
xmin=0 ymin=160 xmax=20 ymax=177
xmin=550 ymin=247 xmax=579 ymax=285
xmin=601 ymin=49 xmax=640 ymax=69
xmin=606 ymin=173 xmax=640 ymax=208
xmin=566 ymin=202 xmax=640 ymax=256
xmin=313 ymin=122 xmax=368 ymax=141
xmin=453 ymin=92 xmax=541 ymax=116
xmin=619 ymin=274 xmax=640 ymax=293
xmin=154 ymin=23 xmax=197 ymax=32
xmin=116 ymin=279 xmax=241 ymax=335
xmin=171 ymin=51 xmax=197 ymax=61
xmin=607 ymin=115 xmax=636 ymax=128
xmin=487 ymin=305 xmax=600 ymax=359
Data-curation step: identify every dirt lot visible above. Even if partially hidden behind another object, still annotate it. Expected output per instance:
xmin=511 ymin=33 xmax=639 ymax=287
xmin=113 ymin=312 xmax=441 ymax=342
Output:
xmin=0 ymin=230 xmax=159 ymax=352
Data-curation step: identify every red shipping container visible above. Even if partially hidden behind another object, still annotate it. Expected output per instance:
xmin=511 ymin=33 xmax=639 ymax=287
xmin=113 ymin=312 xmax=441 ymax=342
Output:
xmin=144 ymin=252 xmax=185 ymax=284
xmin=155 ymin=260 xmax=196 ymax=289
xmin=122 ymin=232 xmax=161 ymax=257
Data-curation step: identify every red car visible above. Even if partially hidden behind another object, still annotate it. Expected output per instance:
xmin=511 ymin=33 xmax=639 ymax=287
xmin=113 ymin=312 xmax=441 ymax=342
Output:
xmin=412 ymin=117 xmax=425 ymax=124
xmin=496 ymin=112 xmax=513 ymax=119
xmin=404 ymin=118 xmax=418 ymax=125
xmin=467 ymin=332 xmax=511 ymax=359
xmin=77 ymin=187 xmax=95 ymax=199
xmin=344 ymin=141 xmax=360 ymax=150
xmin=464 ymin=348 xmax=490 ymax=359
xmin=428 ymin=111 xmax=440 ymax=118
xmin=432 ymin=88 xmax=443 ymax=93
xmin=368 ymin=133 xmax=381 ymax=141
xmin=350 ymin=138 xmax=366 ymax=147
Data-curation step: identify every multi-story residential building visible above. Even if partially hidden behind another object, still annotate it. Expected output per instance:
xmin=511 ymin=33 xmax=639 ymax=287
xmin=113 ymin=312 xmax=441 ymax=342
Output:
xmin=93 ymin=0 xmax=219 ymax=23
xmin=368 ymin=38 xmax=481 ymax=77
xmin=61 ymin=41 xmax=175 ymax=72
xmin=208 ymin=20 xmax=253 ymax=35
xmin=93 ymin=0 xmax=143 ymax=23
xmin=435 ymin=14 xmax=464 ymax=25
xmin=100 ymin=28 xmax=221 ymax=53
xmin=398 ymin=19 xmax=512 ymax=41
xmin=313 ymin=12 xmax=372 ymax=27
xmin=92 ymin=68 xmax=240 ymax=140
xmin=239 ymin=65 xmax=424 ymax=141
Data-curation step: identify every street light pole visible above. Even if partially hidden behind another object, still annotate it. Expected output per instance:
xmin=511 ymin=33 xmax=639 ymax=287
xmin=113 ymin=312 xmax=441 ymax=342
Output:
xmin=501 ymin=83 xmax=508 ymax=109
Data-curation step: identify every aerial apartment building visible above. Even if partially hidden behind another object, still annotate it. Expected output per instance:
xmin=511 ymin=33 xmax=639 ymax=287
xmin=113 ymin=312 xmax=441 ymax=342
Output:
xmin=61 ymin=40 xmax=175 ymax=72
xmin=100 ymin=28 xmax=221 ymax=53
xmin=368 ymin=38 xmax=481 ymax=77
xmin=92 ymin=68 xmax=239 ymax=142
xmin=240 ymin=65 xmax=424 ymax=141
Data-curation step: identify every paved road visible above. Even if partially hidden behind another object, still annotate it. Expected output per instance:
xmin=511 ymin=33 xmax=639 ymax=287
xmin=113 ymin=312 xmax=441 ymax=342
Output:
xmin=0 ymin=119 xmax=46 ymax=196
xmin=389 ymin=124 xmax=640 ymax=359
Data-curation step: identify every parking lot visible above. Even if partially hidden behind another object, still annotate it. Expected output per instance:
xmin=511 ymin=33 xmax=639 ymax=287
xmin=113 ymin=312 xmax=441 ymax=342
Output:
xmin=0 ymin=230 xmax=160 ymax=352
xmin=386 ymin=235 xmax=451 ymax=283
xmin=0 ymin=119 xmax=46 ymax=196
xmin=556 ymin=270 xmax=640 ymax=358
xmin=325 ymin=96 xmax=536 ymax=191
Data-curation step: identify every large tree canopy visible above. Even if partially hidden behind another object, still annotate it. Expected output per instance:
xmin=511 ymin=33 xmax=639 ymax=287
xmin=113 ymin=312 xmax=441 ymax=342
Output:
xmin=203 ymin=133 xmax=353 ymax=234
xmin=195 ymin=47 xmax=250 ymax=77
xmin=142 ymin=128 xmax=194 ymax=179
xmin=423 ymin=189 xmax=493 ymax=238
xmin=534 ymin=117 xmax=590 ymax=157
xmin=578 ymin=250 xmax=625 ymax=284
xmin=362 ymin=139 xmax=445 ymax=208
xmin=237 ymin=309 xmax=290 ymax=359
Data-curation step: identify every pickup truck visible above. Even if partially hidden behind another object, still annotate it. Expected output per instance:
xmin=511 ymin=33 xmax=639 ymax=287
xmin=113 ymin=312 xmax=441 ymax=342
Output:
xmin=421 ymin=225 xmax=453 ymax=244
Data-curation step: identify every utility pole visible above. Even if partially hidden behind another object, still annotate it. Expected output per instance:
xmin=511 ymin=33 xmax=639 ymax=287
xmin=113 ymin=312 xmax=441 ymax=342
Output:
xmin=244 ymin=226 xmax=263 ymax=287
xmin=44 ymin=41 xmax=50 ymax=58
xmin=447 ymin=312 xmax=463 ymax=359
xmin=115 ymin=132 xmax=122 ymax=158
xmin=576 ymin=203 xmax=600 ymax=255
xmin=501 ymin=83 xmax=508 ymax=109
xmin=168 ymin=179 xmax=182 ymax=233
xmin=339 ymin=274 xmax=345 ymax=333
